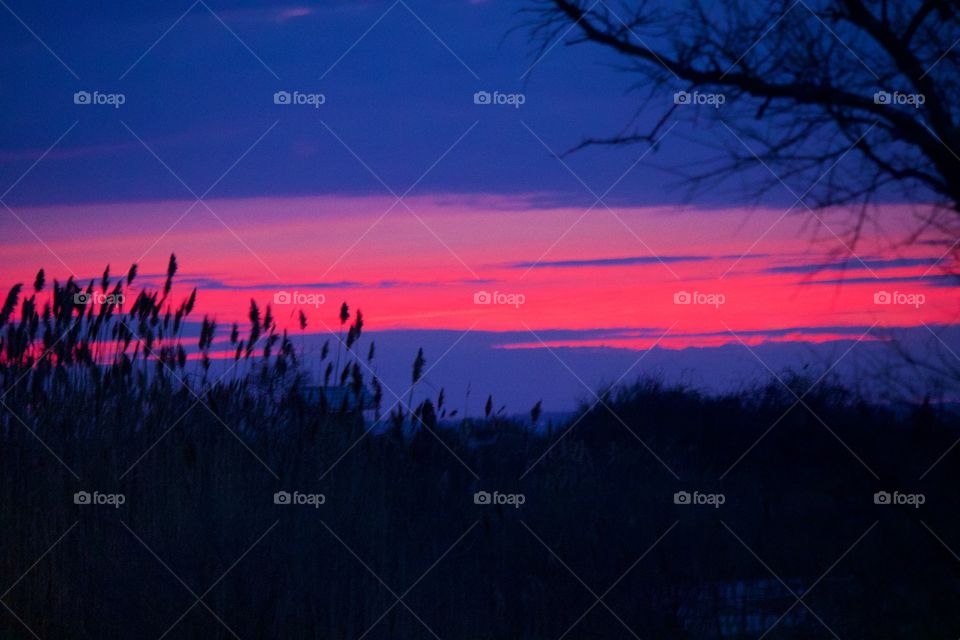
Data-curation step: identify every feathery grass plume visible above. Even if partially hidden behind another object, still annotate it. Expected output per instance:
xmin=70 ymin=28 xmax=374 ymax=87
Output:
xmin=263 ymin=304 xmax=274 ymax=332
xmin=321 ymin=340 xmax=329 ymax=360
xmin=295 ymin=315 xmax=309 ymax=385
xmin=163 ymin=254 xmax=177 ymax=296
xmin=247 ymin=300 xmax=261 ymax=358
xmin=264 ymin=332 xmax=279 ymax=360
xmin=198 ymin=316 xmax=216 ymax=351
xmin=51 ymin=279 xmax=63 ymax=318
xmin=409 ymin=347 xmax=425 ymax=411
xmin=412 ymin=348 xmax=425 ymax=384
xmin=173 ymin=303 xmax=184 ymax=335
xmin=230 ymin=323 xmax=239 ymax=344
xmin=335 ymin=302 xmax=349 ymax=379
xmin=280 ymin=330 xmax=294 ymax=359
xmin=127 ymin=263 xmax=138 ymax=286
xmin=346 ymin=324 xmax=358 ymax=350
xmin=275 ymin=331 xmax=293 ymax=377
xmin=485 ymin=394 xmax=493 ymax=419
xmin=367 ymin=341 xmax=375 ymax=363
xmin=371 ymin=376 xmax=383 ymax=420
xmin=109 ymin=281 xmax=123 ymax=314
xmin=33 ymin=269 xmax=45 ymax=293
xmin=0 ymin=284 xmax=22 ymax=328
xmin=350 ymin=362 xmax=363 ymax=409
xmin=83 ymin=281 xmax=96 ymax=320
xmin=185 ymin=288 xmax=197 ymax=315
xmin=101 ymin=265 xmax=110 ymax=293
xmin=531 ymin=400 xmax=542 ymax=426
xmin=415 ymin=398 xmax=437 ymax=431
xmin=354 ymin=310 xmax=363 ymax=338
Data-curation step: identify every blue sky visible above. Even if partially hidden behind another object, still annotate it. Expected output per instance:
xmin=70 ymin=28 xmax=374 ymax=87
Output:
xmin=0 ymin=0 xmax=759 ymax=206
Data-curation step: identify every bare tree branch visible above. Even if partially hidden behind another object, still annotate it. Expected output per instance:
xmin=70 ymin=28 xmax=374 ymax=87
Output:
xmin=526 ymin=0 xmax=960 ymax=246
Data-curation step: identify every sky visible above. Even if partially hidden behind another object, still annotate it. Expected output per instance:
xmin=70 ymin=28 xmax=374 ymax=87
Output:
xmin=1 ymin=0 xmax=958 ymax=411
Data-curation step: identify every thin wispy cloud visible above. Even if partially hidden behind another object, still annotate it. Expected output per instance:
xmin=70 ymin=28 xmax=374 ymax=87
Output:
xmin=800 ymin=274 xmax=960 ymax=287
xmin=507 ymin=255 xmax=711 ymax=269
xmin=765 ymin=257 xmax=940 ymax=274
xmin=133 ymin=274 xmax=494 ymax=291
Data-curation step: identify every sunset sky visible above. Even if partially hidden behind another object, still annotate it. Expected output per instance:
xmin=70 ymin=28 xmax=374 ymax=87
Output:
xmin=2 ymin=0 xmax=957 ymax=410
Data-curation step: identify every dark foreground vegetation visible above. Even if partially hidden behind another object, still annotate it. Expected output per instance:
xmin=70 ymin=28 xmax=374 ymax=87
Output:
xmin=2 ymin=259 xmax=959 ymax=639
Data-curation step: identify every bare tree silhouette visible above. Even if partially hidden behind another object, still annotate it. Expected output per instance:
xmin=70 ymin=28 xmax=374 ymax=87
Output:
xmin=527 ymin=0 xmax=960 ymax=248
